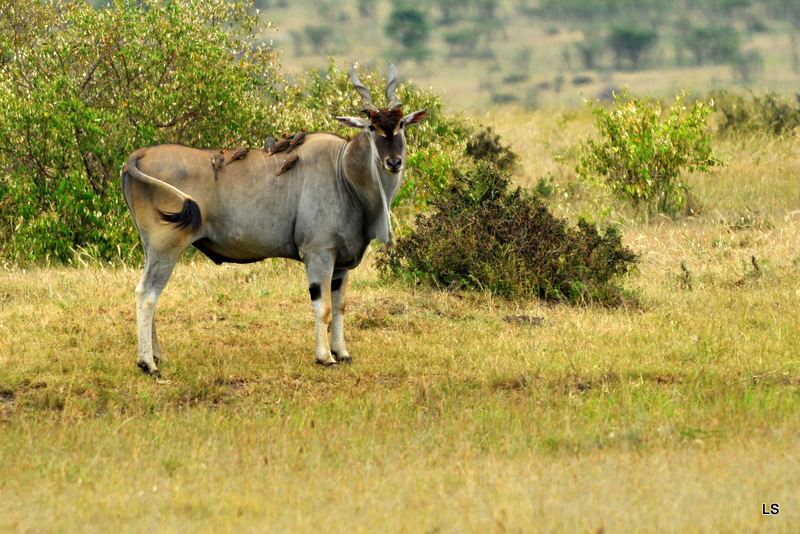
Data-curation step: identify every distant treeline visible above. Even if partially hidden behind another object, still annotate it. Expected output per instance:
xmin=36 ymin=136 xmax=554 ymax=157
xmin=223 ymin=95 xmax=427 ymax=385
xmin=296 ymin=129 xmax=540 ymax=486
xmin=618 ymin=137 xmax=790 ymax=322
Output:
xmin=82 ymin=1 xmax=800 ymax=77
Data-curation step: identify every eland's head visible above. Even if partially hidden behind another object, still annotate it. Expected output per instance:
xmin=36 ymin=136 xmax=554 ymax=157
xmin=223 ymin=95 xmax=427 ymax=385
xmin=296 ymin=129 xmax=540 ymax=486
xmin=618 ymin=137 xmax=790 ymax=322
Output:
xmin=337 ymin=63 xmax=428 ymax=175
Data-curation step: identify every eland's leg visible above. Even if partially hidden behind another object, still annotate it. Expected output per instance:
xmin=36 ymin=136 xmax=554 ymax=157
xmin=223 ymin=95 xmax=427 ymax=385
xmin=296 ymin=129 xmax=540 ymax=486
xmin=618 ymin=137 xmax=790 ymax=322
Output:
xmin=304 ymin=254 xmax=337 ymax=365
xmin=330 ymin=270 xmax=351 ymax=363
xmin=152 ymin=320 xmax=164 ymax=364
xmin=135 ymin=252 xmax=180 ymax=375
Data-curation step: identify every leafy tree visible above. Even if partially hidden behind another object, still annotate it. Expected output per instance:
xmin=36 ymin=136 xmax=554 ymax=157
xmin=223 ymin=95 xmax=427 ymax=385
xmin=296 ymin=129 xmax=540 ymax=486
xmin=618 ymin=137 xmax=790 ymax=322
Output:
xmin=384 ymin=7 xmax=431 ymax=62
xmin=435 ymin=0 xmax=469 ymax=24
xmin=766 ymin=0 xmax=800 ymax=73
xmin=539 ymin=0 xmax=670 ymax=22
xmin=701 ymin=0 xmax=752 ymax=15
xmin=608 ymin=26 xmax=658 ymax=70
xmin=575 ymin=31 xmax=605 ymax=70
xmin=474 ymin=0 xmax=499 ymax=20
xmin=304 ymin=25 xmax=334 ymax=55
xmin=356 ymin=0 xmax=376 ymax=19
xmin=680 ymin=25 xmax=741 ymax=65
xmin=731 ymin=50 xmax=764 ymax=83
xmin=444 ymin=28 xmax=480 ymax=57
xmin=0 ymin=0 xmax=282 ymax=263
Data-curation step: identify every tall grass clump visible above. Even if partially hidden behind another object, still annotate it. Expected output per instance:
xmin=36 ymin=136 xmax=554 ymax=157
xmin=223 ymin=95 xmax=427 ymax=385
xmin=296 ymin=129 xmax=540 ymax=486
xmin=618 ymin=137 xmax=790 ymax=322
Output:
xmin=572 ymin=89 xmax=720 ymax=216
xmin=378 ymin=158 xmax=638 ymax=305
xmin=714 ymin=90 xmax=800 ymax=136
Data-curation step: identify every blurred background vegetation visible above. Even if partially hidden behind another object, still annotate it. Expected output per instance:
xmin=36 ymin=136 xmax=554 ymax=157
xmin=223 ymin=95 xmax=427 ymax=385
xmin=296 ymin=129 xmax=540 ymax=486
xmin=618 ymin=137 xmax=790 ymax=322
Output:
xmin=158 ymin=0 xmax=800 ymax=111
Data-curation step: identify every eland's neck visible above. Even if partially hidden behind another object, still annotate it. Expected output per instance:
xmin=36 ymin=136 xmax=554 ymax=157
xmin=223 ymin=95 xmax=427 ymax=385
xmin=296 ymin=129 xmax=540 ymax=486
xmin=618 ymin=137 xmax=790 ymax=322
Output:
xmin=342 ymin=131 xmax=403 ymax=203
xmin=340 ymin=131 xmax=400 ymax=247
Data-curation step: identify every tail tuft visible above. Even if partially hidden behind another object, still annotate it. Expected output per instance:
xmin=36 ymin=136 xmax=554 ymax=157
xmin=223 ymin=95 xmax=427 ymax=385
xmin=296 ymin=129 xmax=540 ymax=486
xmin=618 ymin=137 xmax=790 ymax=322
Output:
xmin=157 ymin=198 xmax=202 ymax=232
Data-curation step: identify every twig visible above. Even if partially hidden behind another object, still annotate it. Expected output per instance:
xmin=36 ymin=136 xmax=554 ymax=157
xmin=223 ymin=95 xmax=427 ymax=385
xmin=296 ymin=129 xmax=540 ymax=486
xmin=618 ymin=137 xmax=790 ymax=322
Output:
xmin=680 ymin=262 xmax=692 ymax=289
xmin=751 ymin=255 xmax=761 ymax=278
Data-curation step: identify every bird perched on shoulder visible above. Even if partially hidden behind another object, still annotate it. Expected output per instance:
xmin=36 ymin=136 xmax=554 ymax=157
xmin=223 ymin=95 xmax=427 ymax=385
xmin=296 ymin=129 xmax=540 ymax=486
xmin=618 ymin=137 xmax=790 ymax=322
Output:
xmin=286 ymin=128 xmax=307 ymax=153
xmin=227 ymin=147 xmax=249 ymax=163
xmin=210 ymin=152 xmax=225 ymax=176
xmin=269 ymin=133 xmax=292 ymax=155
xmin=275 ymin=152 xmax=298 ymax=176
xmin=264 ymin=136 xmax=276 ymax=152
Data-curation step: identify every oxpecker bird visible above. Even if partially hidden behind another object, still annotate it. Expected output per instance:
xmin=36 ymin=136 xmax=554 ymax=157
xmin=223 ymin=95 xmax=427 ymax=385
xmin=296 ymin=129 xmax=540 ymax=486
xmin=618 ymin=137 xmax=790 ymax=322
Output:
xmin=286 ymin=128 xmax=307 ymax=153
xmin=210 ymin=152 xmax=225 ymax=179
xmin=275 ymin=152 xmax=299 ymax=176
xmin=226 ymin=147 xmax=249 ymax=163
xmin=269 ymin=133 xmax=292 ymax=155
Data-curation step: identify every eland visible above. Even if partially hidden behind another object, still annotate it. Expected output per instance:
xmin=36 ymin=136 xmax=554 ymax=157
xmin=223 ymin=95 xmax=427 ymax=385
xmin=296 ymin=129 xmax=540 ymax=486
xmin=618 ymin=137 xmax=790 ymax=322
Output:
xmin=121 ymin=63 xmax=427 ymax=375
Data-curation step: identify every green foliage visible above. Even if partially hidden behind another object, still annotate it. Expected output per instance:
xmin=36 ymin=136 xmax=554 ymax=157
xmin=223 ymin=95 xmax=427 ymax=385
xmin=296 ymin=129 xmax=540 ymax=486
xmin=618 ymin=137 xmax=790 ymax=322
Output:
xmin=714 ymin=90 xmax=800 ymax=136
xmin=608 ymin=25 xmax=658 ymax=70
xmin=384 ymin=7 xmax=431 ymax=62
xmin=303 ymin=25 xmax=333 ymax=55
xmin=731 ymin=50 xmax=765 ymax=83
xmin=572 ymin=90 xmax=720 ymax=215
xmin=539 ymin=0 xmax=673 ymax=20
xmin=378 ymin=162 xmax=638 ymax=304
xmin=678 ymin=24 xmax=742 ymax=66
xmin=436 ymin=0 xmax=472 ymax=24
xmin=0 ymin=0 xmax=282 ymax=264
xmin=443 ymin=27 xmax=481 ymax=58
xmin=575 ymin=33 xmax=605 ymax=70
xmin=464 ymin=127 xmax=518 ymax=173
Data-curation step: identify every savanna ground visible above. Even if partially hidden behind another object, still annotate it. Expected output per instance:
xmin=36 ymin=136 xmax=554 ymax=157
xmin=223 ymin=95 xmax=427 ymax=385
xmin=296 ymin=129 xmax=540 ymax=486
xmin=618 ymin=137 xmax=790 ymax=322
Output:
xmin=2 ymin=106 xmax=800 ymax=532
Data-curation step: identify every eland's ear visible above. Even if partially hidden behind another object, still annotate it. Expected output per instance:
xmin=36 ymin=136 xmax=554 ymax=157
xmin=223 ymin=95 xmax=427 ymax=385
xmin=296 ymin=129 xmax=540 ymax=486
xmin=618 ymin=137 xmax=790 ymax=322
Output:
xmin=336 ymin=116 xmax=369 ymax=129
xmin=402 ymin=108 xmax=428 ymax=127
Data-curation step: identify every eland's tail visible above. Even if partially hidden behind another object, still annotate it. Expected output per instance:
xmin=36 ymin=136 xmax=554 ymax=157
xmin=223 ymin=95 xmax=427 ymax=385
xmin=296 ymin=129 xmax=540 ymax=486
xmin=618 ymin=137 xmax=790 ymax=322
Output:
xmin=156 ymin=198 xmax=202 ymax=231
xmin=122 ymin=154 xmax=202 ymax=232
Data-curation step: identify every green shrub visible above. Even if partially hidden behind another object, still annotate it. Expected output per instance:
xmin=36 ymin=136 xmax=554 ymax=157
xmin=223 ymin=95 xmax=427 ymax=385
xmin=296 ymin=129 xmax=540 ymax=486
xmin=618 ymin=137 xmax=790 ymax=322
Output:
xmin=464 ymin=127 xmax=518 ymax=173
xmin=377 ymin=162 xmax=638 ymax=305
xmin=714 ymin=91 xmax=800 ymax=136
xmin=572 ymin=89 xmax=720 ymax=216
xmin=0 ymin=0 xmax=282 ymax=264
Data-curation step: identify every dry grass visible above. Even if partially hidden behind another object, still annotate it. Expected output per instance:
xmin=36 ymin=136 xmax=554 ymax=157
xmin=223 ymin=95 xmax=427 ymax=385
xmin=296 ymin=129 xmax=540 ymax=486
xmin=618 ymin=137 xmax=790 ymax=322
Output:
xmin=2 ymin=253 xmax=800 ymax=531
xmin=2 ymin=107 xmax=800 ymax=531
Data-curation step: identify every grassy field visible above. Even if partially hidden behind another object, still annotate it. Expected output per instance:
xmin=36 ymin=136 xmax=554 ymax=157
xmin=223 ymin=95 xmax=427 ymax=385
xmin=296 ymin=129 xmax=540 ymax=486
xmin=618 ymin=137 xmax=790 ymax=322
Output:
xmin=2 ymin=108 xmax=800 ymax=532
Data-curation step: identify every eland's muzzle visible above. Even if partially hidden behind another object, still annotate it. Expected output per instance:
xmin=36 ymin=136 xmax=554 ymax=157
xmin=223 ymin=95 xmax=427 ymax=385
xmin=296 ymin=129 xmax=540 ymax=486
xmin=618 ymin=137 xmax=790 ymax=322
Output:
xmin=386 ymin=157 xmax=403 ymax=173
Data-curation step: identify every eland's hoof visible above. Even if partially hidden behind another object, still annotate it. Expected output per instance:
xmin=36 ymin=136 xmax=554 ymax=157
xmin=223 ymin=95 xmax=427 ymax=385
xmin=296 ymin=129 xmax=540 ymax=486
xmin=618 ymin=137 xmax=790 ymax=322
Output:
xmin=331 ymin=351 xmax=352 ymax=364
xmin=137 ymin=361 xmax=160 ymax=377
xmin=315 ymin=359 xmax=339 ymax=368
